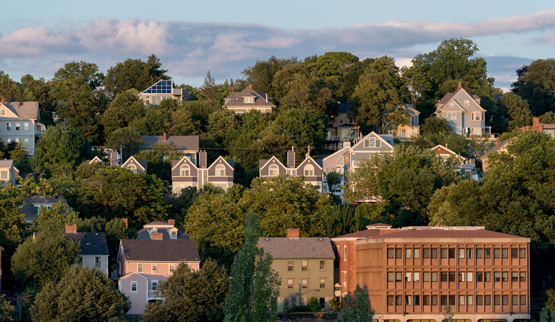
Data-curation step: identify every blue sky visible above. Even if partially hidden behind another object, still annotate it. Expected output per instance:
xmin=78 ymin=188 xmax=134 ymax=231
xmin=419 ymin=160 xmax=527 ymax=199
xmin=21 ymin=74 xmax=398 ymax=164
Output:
xmin=2 ymin=1 xmax=555 ymax=90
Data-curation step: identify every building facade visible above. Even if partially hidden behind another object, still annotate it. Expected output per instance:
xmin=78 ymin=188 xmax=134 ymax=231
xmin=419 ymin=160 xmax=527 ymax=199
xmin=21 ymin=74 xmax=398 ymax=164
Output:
xmin=0 ymin=160 xmax=19 ymax=186
xmin=223 ymin=85 xmax=276 ymax=114
xmin=0 ymin=100 xmax=46 ymax=155
xmin=64 ymin=224 xmax=110 ymax=277
xmin=138 ymin=80 xmax=188 ymax=106
xmin=259 ymin=149 xmax=324 ymax=192
xmin=171 ymin=152 xmax=234 ymax=194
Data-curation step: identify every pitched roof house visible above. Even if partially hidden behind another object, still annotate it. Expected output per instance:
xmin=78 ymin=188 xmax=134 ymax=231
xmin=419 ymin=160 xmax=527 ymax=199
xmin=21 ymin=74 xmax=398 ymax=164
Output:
xmin=223 ymin=85 xmax=276 ymax=114
xmin=0 ymin=99 xmax=47 ymax=155
xmin=171 ymin=151 xmax=234 ymax=194
xmin=137 ymin=220 xmax=190 ymax=240
xmin=258 ymin=229 xmax=335 ymax=311
xmin=138 ymin=80 xmax=189 ymax=106
xmin=118 ymin=234 xmax=200 ymax=315
xmin=121 ymin=156 xmax=147 ymax=174
xmin=327 ymin=103 xmax=356 ymax=150
xmin=140 ymin=133 xmax=199 ymax=165
xmin=386 ymin=104 xmax=420 ymax=140
xmin=434 ymin=83 xmax=492 ymax=137
xmin=0 ymin=159 xmax=19 ymax=186
xmin=430 ymin=144 xmax=479 ymax=180
xmin=64 ymin=224 xmax=110 ymax=277
xmin=20 ymin=195 xmax=71 ymax=223
xmin=520 ymin=116 xmax=555 ymax=138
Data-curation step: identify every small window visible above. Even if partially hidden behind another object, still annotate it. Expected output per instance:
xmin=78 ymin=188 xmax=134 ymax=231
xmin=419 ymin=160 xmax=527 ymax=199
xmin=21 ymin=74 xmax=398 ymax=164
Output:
xmin=0 ymin=171 xmax=8 ymax=180
xmin=0 ymin=109 xmax=4 ymax=115
xmin=387 ymin=248 xmax=394 ymax=259
xmin=431 ymin=272 xmax=437 ymax=282
xmin=395 ymin=248 xmax=402 ymax=259
xmin=477 ymin=295 xmax=483 ymax=305
xmin=440 ymin=248 xmax=447 ymax=259
xmin=95 ymin=257 xmax=101 ymax=268
xmin=458 ymin=249 xmax=465 ymax=259
xmin=291 ymin=297 xmax=297 ymax=306
xmin=494 ymin=272 xmax=501 ymax=282
xmin=423 ymin=249 xmax=430 ymax=259
xmin=170 ymin=264 xmax=175 ymax=274
xmin=485 ymin=248 xmax=491 ymax=258
xmin=152 ymin=280 xmax=158 ymax=290
xmin=7 ymin=123 xmax=11 ymax=130
xmin=467 ymin=272 xmax=473 ymax=282
xmin=511 ymin=272 xmax=518 ymax=282
xmin=387 ymin=272 xmax=394 ymax=282
xmin=423 ymin=272 xmax=430 ymax=282
xmin=520 ymin=295 xmax=526 ymax=305
xmin=395 ymin=272 xmax=402 ymax=282
xmin=396 ymin=295 xmax=402 ymax=305
xmin=448 ymin=248 xmax=456 ymax=259
xmin=387 ymin=295 xmax=395 ymax=306
xmin=180 ymin=164 xmax=190 ymax=177
xmin=288 ymin=261 xmax=293 ymax=271
xmin=520 ymin=272 xmax=526 ymax=282
xmin=406 ymin=248 xmax=412 ymax=259
xmin=24 ymin=123 xmax=28 ymax=130
xmin=477 ymin=272 xmax=483 ymax=282
xmin=485 ymin=272 xmax=491 ymax=282
xmin=414 ymin=248 xmax=420 ymax=259
xmin=320 ymin=261 xmax=325 ymax=270
xmin=467 ymin=295 xmax=473 ymax=305
xmin=344 ymin=246 xmax=347 ymax=261
xmin=414 ymin=295 xmax=420 ymax=305
xmin=24 ymin=138 xmax=28 ymax=146
xmin=467 ymin=248 xmax=473 ymax=259
xmin=131 ymin=281 xmax=137 ymax=292
xmin=520 ymin=249 xmax=526 ymax=258
xmin=302 ymin=260 xmax=307 ymax=271
xmin=441 ymin=272 xmax=448 ymax=282
xmin=458 ymin=272 xmax=465 ymax=282
xmin=414 ymin=272 xmax=420 ymax=282
xmin=477 ymin=248 xmax=483 ymax=258
xmin=405 ymin=295 xmax=412 ymax=306
xmin=494 ymin=248 xmax=500 ymax=258
xmin=431 ymin=295 xmax=438 ymax=305
xmin=423 ymin=295 xmax=430 ymax=305
xmin=216 ymin=164 xmax=226 ymax=177
xmin=152 ymin=263 xmax=158 ymax=274
xmin=459 ymin=295 xmax=465 ymax=305
xmin=319 ymin=279 xmax=325 ymax=289
xmin=512 ymin=295 xmax=518 ymax=305
xmin=138 ymin=263 xmax=143 ymax=273
xmin=431 ymin=248 xmax=437 ymax=259
xmin=405 ymin=272 xmax=412 ymax=282
xmin=287 ymin=279 xmax=293 ymax=288
xmin=511 ymin=249 xmax=518 ymax=259
xmin=304 ymin=165 xmax=314 ymax=177
xmin=502 ymin=248 xmax=508 ymax=258
xmin=485 ymin=295 xmax=491 ymax=305
xmin=502 ymin=272 xmax=508 ymax=282
xmin=502 ymin=295 xmax=508 ymax=305
xmin=449 ymin=272 xmax=456 ymax=282
xmin=269 ymin=164 xmax=279 ymax=177
xmin=16 ymin=123 xmax=20 ymax=130
xmin=301 ymin=279 xmax=307 ymax=288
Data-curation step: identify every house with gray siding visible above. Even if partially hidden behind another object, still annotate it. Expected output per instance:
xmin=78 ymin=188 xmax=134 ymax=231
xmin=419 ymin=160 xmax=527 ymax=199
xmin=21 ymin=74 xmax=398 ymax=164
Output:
xmin=121 ymin=156 xmax=147 ymax=174
xmin=0 ymin=160 xmax=19 ymax=186
xmin=0 ymin=99 xmax=46 ymax=155
xmin=172 ymin=151 xmax=234 ymax=194
xmin=434 ymin=83 xmax=491 ymax=137
xmin=64 ymin=224 xmax=109 ymax=277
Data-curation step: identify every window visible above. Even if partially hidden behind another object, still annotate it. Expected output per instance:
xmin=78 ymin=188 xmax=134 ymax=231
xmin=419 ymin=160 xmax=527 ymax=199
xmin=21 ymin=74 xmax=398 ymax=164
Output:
xmin=387 ymin=248 xmax=394 ymax=259
xmin=0 ymin=109 xmax=4 ymax=115
xmin=477 ymin=272 xmax=483 ymax=282
xmin=414 ymin=272 xmax=420 ymax=282
xmin=441 ymin=248 xmax=448 ymax=259
xmin=170 ymin=264 xmax=175 ymax=274
xmin=431 ymin=272 xmax=437 ymax=282
xmin=520 ymin=295 xmax=526 ymax=305
xmin=405 ymin=272 xmax=412 ymax=282
xmin=458 ymin=272 xmax=465 ymax=282
xmin=431 ymin=295 xmax=438 ymax=305
xmin=477 ymin=248 xmax=483 ymax=258
xmin=458 ymin=249 xmax=465 ymax=259
xmin=216 ymin=164 xmax=226 ymax=176
xmin=431 ymin=248 xmax=437 ymax=258
xmin=464 ymin=100 xmax=470 ymax=107
xmin=395 ymin=272 xmax=402 ymax=282
xmin=459 ymin=295 xmax=465 ymax=305
xmin=502 ymin=295 xmax=508 ymax=305
xmin=152 ymin=280 xmax=158 ymax=290
xmin=467 ymin=248 xmax=473 ymax=259
xmin=406 ymin=248 xmax=412 ymax=259
xmin=339 ymin=116 xmax=344 ymax=124
xmin=269 ymin=164 xmax=279 ymax=176
xmin=180 ymin=164 xmax=190 ymax=176
xmin=485 ymin=295 xmax=491 ymax=305
xmin=291 ymin=297 xmax=297 ymax=306
xmin=364 ymin=137 xmax=378 ymax=147
xmin=511 ymin=272 xmax=518 ymax=282
xmin=467 ymin=295 xmax=473 ymax=305
xmin=472 ymin=112 xmax=481 ymax=121
xmin=131 ymin=281 xmax=137 ymax=292
xmin=494 ymin=272 xmax=501 ymax=282
xmin=502 ymin=272 xmax=508 ymax=282
xmin=485 ymin=272 xmax=491 ymax=282
xmin=396 ymin=295 xmax=402 ymax=305
xmin=128 ymin=164 xmax=137 ymax=174
xmin=287 ymin=279 xmax=293 ymax=288
xmin=502 ymin=248 xmax=508 ymax=258
xmin=24 ymin=138 xmax=28 ymax=146
xmin=6 ymin=123 xmax=10 ymax=130
xmin=520 ymin=272 xmax=526 ymax=282
xmin=449 ymin=272 xmax=456 ymax=282
xmin=423 ymin=272 xmax=430 ymax=282
xmin=24 ymin=122 xmax=28 ymax=130
xmin=423 ymin=248 xmax=430 ymax=259
xmin=16 ymin=123 xmax=20 ymax=130
xmin=467 ymin=272 xmax=473 ymax=282
xmin=494 ymin=248 xmax=500 ymax=258
xmin=423 ymin=295 xmax=430 ymax=305
xmin=320 ymin=279 xmax=325 ymax=289
xmin=387 ymin=296 xmax=395 ymax=306
xmin=405 ymin=295 xmax=412 ymax=306
xmin=511 ymin=249 xmax=518 ymax=259
xmin=152 ymin=263 xmax=158 ymax=274
xmin=441 ymin=295 xmax=447 ymax=306
xmin=395 ymin=248 xmax=402 ymax=259
xmin=320 ymin=260 xmax=325 ymax=270
xmin=441 ymin=272 xmax=448 ymax=282
xmin=0 ymin=171 xmax=7 ymax=180
xmin=344 ymin=246 xmax=347 ymax=261
xmin=302 ymin=260 xmax=307 ymax=271
xmin=138 ymin=263 xmax=143 ymax=273
xmin=343 ymin=272 xmax=347 ymax=285
xmin=449 ymin=248 xmax=456 ymax=259
xmin=520 ymin=249 xmax=526 ymax=258
xmin=387 ymin=272 xmax=395 ymax=282
xmin=477 ymin=295 xmax=483 ymax=305
xmin=244 ymin=96 xmax=254 ymax=103
xmin=304 ymin=165 xmax=314 ymax=176
xmin=485 ymin=248 xmax=491 ymax=258
xmin=94 ymin=256 xmax=101 ymax=268
xmin=288 ymin=261 xmax=293 ymax=271
xmin=512 ymin=295 xmax=518 ymax=305
xmin=414 ymin=295 xmax=420 ymax=305
xmin=301 ymin=279 xmax=308 ymax=288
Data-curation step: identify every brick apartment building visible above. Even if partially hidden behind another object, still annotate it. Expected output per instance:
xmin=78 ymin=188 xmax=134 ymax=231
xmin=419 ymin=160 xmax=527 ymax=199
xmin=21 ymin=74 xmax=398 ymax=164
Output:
xmin=332 ymin=224 xmax=530 ymax=322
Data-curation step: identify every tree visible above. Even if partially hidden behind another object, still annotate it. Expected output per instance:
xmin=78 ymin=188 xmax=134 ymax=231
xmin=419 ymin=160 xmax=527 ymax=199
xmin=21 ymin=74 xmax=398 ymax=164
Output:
xmin=0 ymin=295 xmax=14 ymax=322
xmin=104 ymin=56 xmax=167 ymax=98
xmin=223 ymin=212 xmax=281 ymax=322
xmin=33 ymin=124 xmax=91 ymax=175
xmin=142 ymin=260 xmax=229 ymax=322
xmin=53 ymin=61 xmax=104 ymax=89
xmin=309 ymin=297 xmax=321 ymax=312
xmin=341 ymin=285 xmax=374 ymax=322
xmin=242 ymin=56 xmax=299 ymax=98
xmin=540 ymin=111 xmax=555 ymax=124
xmin=312 ymin=52 xmax=359 ymax=77
xmin=201 ymin=71 xmax=217 ymax=101
xmin=105 ymin=127 xmax=143 ymax=162
xmin=420 ymin=117 xmax=453 ymax=135
xmin=442 ymin=301 xmax=454 ymax=322
xmin=326 ymin=171 xmax=343 ymax=195
xmin=0 ymin=185 xmax=26 ymax=247
xmin=31 ymin=266 xmax=129 ymax=321
xmin=512 ymin=59 xmax=555 ymax=116
xmin=500 ymin=92 xmax=532 ymax=130
xmin=11 ymin=230 xmax=80 ymax=288
xmin=101 ymin=89 xmax=146 ymax=138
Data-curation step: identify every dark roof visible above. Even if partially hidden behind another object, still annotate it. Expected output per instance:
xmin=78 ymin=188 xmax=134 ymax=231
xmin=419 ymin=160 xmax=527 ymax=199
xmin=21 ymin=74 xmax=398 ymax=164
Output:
xmin=141 ymin=135 xmax=199 ymax=151
xmin=378 ymin=229 xmax=528 ymax=240
xmin=20 ymin=195 xmax=71 ymax=222
xmin=481 ymin=139 xmax=511 ymax=159
xmin=338 ymin=103 xmax=350 ymax=114
xmin=226 ymin=159 xmax=235 ymax=168
xmin=437 ymin=88 xmax=480 ymax=106
xmin=3 ymin=101 xmax=40 ymax=120
xmin=137 ymin=228 xmax=190 ymax=240
xmin=224 ymin=87 xmax=276 ymax=108
xmin=258 ymin=237 xmax=335 ymax=259
xmin=259 ymin=159 xmax=269 ymax=169
xmin=121 ymin=239 xmax=199 ymax=262
xmin=334 ymin=229 xmax=400 ymax=239
xmin=65 ymin=232 xmax=109 ymax=255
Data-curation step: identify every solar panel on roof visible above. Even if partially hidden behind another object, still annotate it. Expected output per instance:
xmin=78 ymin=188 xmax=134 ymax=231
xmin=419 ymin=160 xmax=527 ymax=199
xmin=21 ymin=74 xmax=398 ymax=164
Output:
xmin=142 ymin=80 xmax=174 ymax=94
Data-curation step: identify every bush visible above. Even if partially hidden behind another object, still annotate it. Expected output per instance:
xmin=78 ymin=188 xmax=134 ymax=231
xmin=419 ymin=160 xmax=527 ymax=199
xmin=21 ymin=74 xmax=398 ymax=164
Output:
xmin=288 ymin=305 xmax=312 ymax=313
xmin=309 ymin=297 xmax=321 ymax=312
xmin=328 ymin=298 xmax=340 ymax=313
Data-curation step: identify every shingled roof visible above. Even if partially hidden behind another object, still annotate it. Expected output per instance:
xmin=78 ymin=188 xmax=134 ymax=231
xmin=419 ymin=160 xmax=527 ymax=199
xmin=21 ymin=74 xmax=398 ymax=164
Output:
xmin=65 ymin=232 xmax=109 ymax=255
xmin=121 ymin=239 xmax=199 ymax=262
xmin=141 ymin=135 xmax=199 ymax=151
xmin=223 ymin=86 xmax=276 ymax=108
xmin=20 ymin=195 xmax=71 ymax=222
xmin=258 ymin=237 xmax=335 ymax=259
xmin=2 ymin=101 xmax=40 ymax=120
xmin=437 ymin=88 xmax=480 ymax=106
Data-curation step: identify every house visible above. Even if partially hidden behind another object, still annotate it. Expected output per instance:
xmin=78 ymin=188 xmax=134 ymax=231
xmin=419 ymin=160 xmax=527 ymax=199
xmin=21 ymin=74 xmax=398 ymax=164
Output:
xmin=64 ymin=224 xmax=109 ymax=276
xmin=0 ymin=99 xmax=47 ymax=155
xmin=520 ymin=117 xmax=555 ymax=138
xmin=322 ymin=131 xmax=394 ymax=199
xmin=258 ymin=229 xmax=335 ymax=311
xmin=480 ymin=138 xmax=511 ymax=172
xmin=434 ymin=83 xmax=492 ymax=138
xmin=138 ymin=79 xmax=188 ymax=106
xmin=140 ymin=133 xmax=199 ymax=165
xmin=0 ymin=159 xmax=19 ymax=185
xmin=223 ymin=85 xmax=276 ymax=114
xmin=430 ymin=144 xmax=479 ymax=180
xmin=326 ymin=103 xmax=356 ymax=150
xmin=118 ymin=235 xmax=200 ymax=315
xmin=84 ymin=156 xmax=103 ymax=165
xmin=137 ymin=220 xmax=189 ymax=240
xmin=171 ymin=151 xmax=234 ymax=194
xmin=259 ymin=148 xmax=324 ymax=192
xmin=20 ymin=195 xmax=71 ymax=224
xmin=386 ymin=104 xmax=420 ymax=140
xmin=332 ymin=225 xmax=530 ymax=322
xmin=121 ymin=156 xmax=147 ymax=174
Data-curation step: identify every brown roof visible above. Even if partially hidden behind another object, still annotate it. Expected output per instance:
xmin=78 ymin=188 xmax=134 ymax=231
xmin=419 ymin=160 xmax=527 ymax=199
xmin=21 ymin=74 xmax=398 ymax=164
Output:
xmin=224 ymin=87 xmax=276 ymax=108
xmin=481 ymin=139 xmax=511 ymax=159
xmin=258 ymin=237 xmax=335 ymax=259
xmin=0 ymin=160 xmax=15 ymax=168
xmin=3 ymin=101 xmax=40 ymax=120
xmin=141 ymin=135 xmax=199 ymax=151
xmin=121 ymin=239 xmax=199 ymax=262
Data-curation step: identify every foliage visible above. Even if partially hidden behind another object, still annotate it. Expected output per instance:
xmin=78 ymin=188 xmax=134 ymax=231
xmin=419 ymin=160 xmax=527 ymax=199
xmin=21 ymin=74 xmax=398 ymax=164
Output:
xmin=325 ymin=171 xmax=343 ymax=195
xmin=540 ymin=111 xmax=555 ymax=124
xmin=442 ymin=302 xmax=454 ymax=322
xmin=420 ymin=117 xmax=453 ymax=135
xmin=104 ymin=55 xmax=167 ymax=98
xmin=142 ymin=260 xmax=229 ymax=322
xmin=500 ymin=92 xmax=532 ymax=130
xmin=0 ymin=295 xmax=14 ymax=322
xmin=309 ymin=297 xmax=321 ymax=312
xmin=223 ymin=212 xmax=281 ymax=322
xmin=32 ymin=201 xmax=79 ymax=234
xmin=512 ymin=58 xmax=555 ymax=116
xmin=327 ymin=298 xmax=340 ymax=313
xmin=11 ymin=230 xmax=80 ymax=288
xmin=31 ymin=266 xmax=129 ymax=322
xmin=0 ymin=185 xmax=26 ymax=247
xmin=341 ymin=285 xmax=374 ymax=322
xmin=106 ymin=127 xmax=144 ymax=161
xmin=101 ymin=89 xmax=146 ymax=138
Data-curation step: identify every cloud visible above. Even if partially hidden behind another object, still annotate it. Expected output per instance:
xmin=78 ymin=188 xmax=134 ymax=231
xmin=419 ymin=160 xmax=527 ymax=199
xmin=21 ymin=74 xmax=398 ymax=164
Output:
xmin=0 ymin=10 xmax=554 ymax=86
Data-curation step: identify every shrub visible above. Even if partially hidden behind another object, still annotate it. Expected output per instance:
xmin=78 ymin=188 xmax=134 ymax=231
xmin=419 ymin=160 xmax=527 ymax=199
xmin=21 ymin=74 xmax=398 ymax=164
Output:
xmin=309 ymin=297 xmax=321 ymax=312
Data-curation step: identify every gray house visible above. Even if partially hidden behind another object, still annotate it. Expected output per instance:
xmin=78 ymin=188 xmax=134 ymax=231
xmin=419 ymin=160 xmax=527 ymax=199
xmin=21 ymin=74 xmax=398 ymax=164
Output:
xmin=172 ymin=151 xmax=234 ymax=194
xmin=259 ymin=149 xmax=324 ymax=192
xmin=121 ymin=156 xmax=147 ymax=174
xmin=434 ymin=83 xmax=491 ymax=137
xmin=64 ymin=224 xmax=110 ymax=277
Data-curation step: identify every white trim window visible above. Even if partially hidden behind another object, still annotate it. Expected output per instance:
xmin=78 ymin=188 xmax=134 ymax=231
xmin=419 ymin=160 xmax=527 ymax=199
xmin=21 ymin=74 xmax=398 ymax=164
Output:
xmin=151 ymin=280 xmax=158 ymax=290
xmin=137 ymin=263 xmax=143 ymax=273
xmin=180 ymin=164 xmax=190 ymax=176
xmin=304 ymin=165 xmax=314 ymax=176
xmin=128 ymin=164 xmax=137 ymax=174
xmin=152 ymin=263 xmax=158 ymax=274
xmin=131 ymin=281 xmax=137 ymax=292
xmin=169 ymin=264 xmax=176 ymax=274
xmin=269 ymin=164 xmax=278 ymax=177
xmin=216 ymin=164 xmax=226 ymax=176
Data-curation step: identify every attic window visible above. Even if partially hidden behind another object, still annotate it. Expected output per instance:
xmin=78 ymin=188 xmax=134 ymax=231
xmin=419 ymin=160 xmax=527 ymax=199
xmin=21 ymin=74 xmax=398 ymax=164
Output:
xmin=449 ymin=103 xmax=454 ymax=108
xmin=171 ymin=230 xmax=177 ymax=239
xmin=464 ymin=100 xmax=469 ymax=107
xmin=269 ymin=164 xmax=278 ymax=177
xmin=244 ymin=97 xmax=254 ymax=103
xmin=364 ymin=137 xmax=380 ymax=148
xmin=0 ymin=109 xmax=4 ymax=115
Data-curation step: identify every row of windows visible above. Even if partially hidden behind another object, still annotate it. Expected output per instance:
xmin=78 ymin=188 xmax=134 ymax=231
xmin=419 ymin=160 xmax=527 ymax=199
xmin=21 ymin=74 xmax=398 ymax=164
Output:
xmin=287 ymin=278 xmax=326 ymax=289
xmin=387 ymin=271 xmax=526 ymax=283
xmin=287 ymin=260 xmax=326 ymax=271
xmin=130 ymin=280 xmax=159 ymax=293
xmin=283 ymin=297 xmax=326 ymax=307
xmin=268 ymin=164 xmax=315 ymax=177
xmin=387 ymin=247 xmax=526 ymax=260
xmin=180 ymin=164 xmax=227 ymax=176
xmin=137 ymin=263 xmax=176 ymax=274
xmin=2 ymin=137 xmax=29 ymax=145
xmin=3 ymin=122 xmax=29 ymax=131
xmin=387 ymin=294 xmax=526 ymax=306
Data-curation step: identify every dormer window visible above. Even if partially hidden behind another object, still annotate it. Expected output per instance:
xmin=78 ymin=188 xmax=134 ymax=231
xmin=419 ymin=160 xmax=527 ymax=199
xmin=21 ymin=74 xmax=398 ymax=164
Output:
xmin=364 ymin=137 xmax=380 ymax=148
xmin=171 ymin=230 xmax=177 ymax=239
xmin=128 ymin=164 xmax=137 ymax=174
xmin=180 ymin=164 xmax=190 ymax=176
xmin=244 ymin=97 xmax=254 ymax=103
xmin=0 ymin=109 xmax=5 ymax=115
xmin=304 ymin=165 xmax=314 ymax=176
xmin=449 ymin=103 xmax=454 ymax=108
xmin=464 ymin=100 xmax=470 ymax=107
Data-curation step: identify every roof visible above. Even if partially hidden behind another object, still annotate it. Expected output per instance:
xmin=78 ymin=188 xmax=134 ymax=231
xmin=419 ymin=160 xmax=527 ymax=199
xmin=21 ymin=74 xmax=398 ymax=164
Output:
xmin=20 ymin=195 xmax=71 ymax=222
xmin=120 ymin=239 xmax=199 ymax=262
xmin=1 ymin=101 xmax=40 ymax=120
xmin=224 ymin=87 xmax=276 ymax=108
xmin=437 ymin=88 xmax=479 ymax=106
xmin=258 ymin=237 xmax=335 ymax=259
xmin=0 ymin=160 xmax=14 ymax=168
xmin=377 ymin=228 xmax=528 ymax=240
xmin=65 ymin=232 xmax=109 ymax=255
xmin=338 ymin=103 xmax=350 ymax=114
xmin=137 ymin=228 xmax=190 ymax=240
xmin=481 ymin=139 xmax=511 ymax=159
xmin=141 ymin=135 xmax=199 ymax=151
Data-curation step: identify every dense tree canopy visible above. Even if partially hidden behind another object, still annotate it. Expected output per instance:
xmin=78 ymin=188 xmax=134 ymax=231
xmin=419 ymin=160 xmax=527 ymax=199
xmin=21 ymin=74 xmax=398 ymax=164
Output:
xmin=104 ymin=55 xmax=168 ymax=98
xmin=512 ymin=58 xmax=555 ymax=116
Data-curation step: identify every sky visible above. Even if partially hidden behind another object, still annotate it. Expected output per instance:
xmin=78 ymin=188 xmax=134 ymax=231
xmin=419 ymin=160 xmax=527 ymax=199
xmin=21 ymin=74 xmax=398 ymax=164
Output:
xmin=1 ymin=1 xmax=555 ymax=91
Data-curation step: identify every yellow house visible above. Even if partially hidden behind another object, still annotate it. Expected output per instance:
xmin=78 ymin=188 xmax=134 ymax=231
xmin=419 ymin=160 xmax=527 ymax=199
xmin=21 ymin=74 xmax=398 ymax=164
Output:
xmin=0 ymin=160 xmax=19 ymax=185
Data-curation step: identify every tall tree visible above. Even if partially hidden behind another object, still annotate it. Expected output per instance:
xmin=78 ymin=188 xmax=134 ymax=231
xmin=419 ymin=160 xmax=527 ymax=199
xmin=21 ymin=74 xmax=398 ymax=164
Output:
xmin=223 ymin=212 xmax=280 ymax=322
xmin=341 ymin=285 xmax=374 ymax=322
xmin=104 ymin=55 xmax=168 ymax=98
xmin=53 ymin=61 xmax=104 ymax=89
xmin=101 ymin=89 xmax=146 ymax=138
xmin=105 ymin=127 xmax=144 ymax=162
xmin=500 ymin=92 xmax=532 ymax=130
xmin=512 ymin=59 xmax=555 ymax=116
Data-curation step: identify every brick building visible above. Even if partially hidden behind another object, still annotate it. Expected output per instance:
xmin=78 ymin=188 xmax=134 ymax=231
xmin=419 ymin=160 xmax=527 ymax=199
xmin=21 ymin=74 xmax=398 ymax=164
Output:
xmin=332 ymin=225 xmax=530 ymax=322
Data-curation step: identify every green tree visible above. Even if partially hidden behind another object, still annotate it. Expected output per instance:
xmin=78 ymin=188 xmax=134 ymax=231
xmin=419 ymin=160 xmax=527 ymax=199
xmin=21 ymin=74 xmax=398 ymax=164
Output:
xmin=0 ymin=185 xmax=26 ymax=247
xmin=31 ymin=266 xmax=129 ymax=321
xmin=312 ymin=52 xmax=359 ymax=77
xmin=341 ymin=285 xmax=374 ymax=322
xmin=420 ymin=117 xmax=453 ymax=135
xmin=223 ymin=212 xmax=281 ymax=322
xmin=242 ymin=56 xmax=299 ymax=98
xmin=200 ymin=71 xmax=217 ymax=102
xmin=11 ymin=231 xmax=80 ymax=288
xmin=32 ymin=201 xmax=79 ymax=234
xmin=53 ymin=61 xmax=104 ymax=89
xmin=101 ymin=89 xmax=146 ymax=138
xmin=104 ymin=55 xmax=167 ymax=98
xmin=500 ymin=92 xmax=532 ymax=130
xmin=540 ymin=111 xmax=555 ymax=124
xmin=325 ymin=171 xmax=343 ymax=195
xmin=142 ymin=260 xmax=229 ymax=322
xmin=105 ymin=127 xmax=143 ymax=161
xmin=512 ymin=59 xmax=555 ymax=116
xmin=309 ymin=297 xmax=321 ymax=312
xmin=33 ymin=124 xmax=91 ymax=175
xmin=0 ymin=295 xmax=14 ymax=322
xmin=442 ymin=302 xmax=454 ymax=322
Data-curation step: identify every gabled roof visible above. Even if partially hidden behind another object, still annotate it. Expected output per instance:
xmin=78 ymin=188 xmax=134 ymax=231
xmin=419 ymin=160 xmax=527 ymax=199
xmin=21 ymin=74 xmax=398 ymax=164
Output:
xmin=338 ymin=103 xmax=350 ymax=114
xmin=171 ymin=155 xmax=198 ymax=171
xmin=351 ymin=131 xmax=394 ymax=150
xmin=258 ymin=237 xmax=335 ymax=259
xmin=120 ymin=239 xmax=200 ymax=262
xmin=65 ymin=232 xmax=109 ymax=255
xmin=87 ymin=156 xmax=103 ymax=165
xmin=0 ymin=160 xmax=15 ymax=168
xmin=121 ymin=156 xmax=147 ymax=171
xmin=141 ymin=135 xmax=199 ymax=151
xmin=296 ymin=155 xmax=323 ymax=171
xmin=481 ymin=139 xmax=512 ymax=159
xmin=224 ymin=86 xmax=276 ymax=108
xmin=323 ymin=146 xmax=350 ymax=162
xmin=430 ymin=144 xmax=466 ymax=161
xmin=1 ymin=102 xmax=40 ymax=120
xmin=436 ymin=88 xmax=484 ymax=113
xmin=208 ymin=156 xmax=235 ymax=171
xmin=20 ymin=195 xmax=71 ymax=222
xmin=259 ymin=156 xmax=287 ymax=172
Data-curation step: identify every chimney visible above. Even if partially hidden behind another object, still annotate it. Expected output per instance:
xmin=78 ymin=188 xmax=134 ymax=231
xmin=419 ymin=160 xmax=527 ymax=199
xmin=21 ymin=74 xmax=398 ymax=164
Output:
xmin=343 ymin=140 xmax=351 ymax=149
xmin=168 ymin=219 xmax=175 ymax=226
xmin=1 ymin=96 xmax=4 ymax=104
xmin=163 ymin=132 xmax=167 ymax=142
xmin=287 ymin=228 xmax=300 ymax=239
xmin=306 ymin=146 xmax=311 ymax=158
xmin=65 ymin=224 xmax=77 ymax=233
xmin=458 ymin=82 xmax=462 ymax=90
xmin=151 ymin=232 xmax=164 ymax=240
xmin=122 ymin=218 xmax=128 ymax=229
xmin=496 ymin=136 xmax=501 ymax=147
xmin=249 ymin=84 xmax=253 ymax=89
xmin=266 ymin=93 xmax=268 ymax=103
xmin=287 ymin=148 xmax=295 ymax=168
xmin=230 ymin=85 xmax=234 ymax=92
xmin=199 ymin=150 xmax=207 ymax=168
